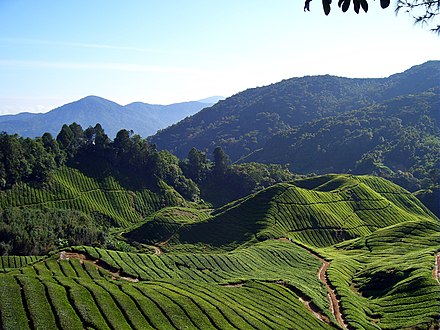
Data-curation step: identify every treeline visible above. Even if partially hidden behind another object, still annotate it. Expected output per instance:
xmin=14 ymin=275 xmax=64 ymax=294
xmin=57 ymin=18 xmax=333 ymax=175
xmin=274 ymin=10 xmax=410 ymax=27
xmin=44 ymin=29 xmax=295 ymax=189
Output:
xmin=181 ymin=146 xmax=294 ymax=206
xmin=0 ymin=123 xmax=295 ymax=205
xmin=0 ymin=132 xmax=64 ymax=189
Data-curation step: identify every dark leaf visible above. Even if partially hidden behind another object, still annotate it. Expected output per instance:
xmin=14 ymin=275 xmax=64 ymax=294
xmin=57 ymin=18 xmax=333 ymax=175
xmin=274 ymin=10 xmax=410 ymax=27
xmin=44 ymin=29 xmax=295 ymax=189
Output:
xmin=304 ymin=0 xmax=312 ymax=12
xmin=322 ymin=0 xmax=332 ymax=15
xmin=354 ymin=0 xmax=360 ymax=13
xmin=342 ymin=0 xmax=351 ymax=12
xmin=360 ymin=0 xmax=368 ymax=12
xmin=380 ymin=0 xmax=390 ymax=8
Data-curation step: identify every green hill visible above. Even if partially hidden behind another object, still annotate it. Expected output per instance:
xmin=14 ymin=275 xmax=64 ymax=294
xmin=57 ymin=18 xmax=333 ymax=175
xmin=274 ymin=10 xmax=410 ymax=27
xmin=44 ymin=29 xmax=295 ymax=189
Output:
xmin=244 ymin=89 xmax=439 ymax=191
xmin=0 ymin=166 xmax=186 ymax=227
xmin=125 ymin=174 xmax=436 ymax=249
xmin=0 ymin=174 xmax=438 ymax=329
xmin=0 ymin=166 xmax=188 ymax=255
xmin=150 ymin=62 xmax=439 ymax=201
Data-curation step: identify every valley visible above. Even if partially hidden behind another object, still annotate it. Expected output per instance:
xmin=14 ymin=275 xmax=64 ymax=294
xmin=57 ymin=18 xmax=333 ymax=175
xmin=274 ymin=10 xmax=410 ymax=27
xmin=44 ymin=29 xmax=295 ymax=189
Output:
xmin=0 ymin=62 xmax=439 ymax=329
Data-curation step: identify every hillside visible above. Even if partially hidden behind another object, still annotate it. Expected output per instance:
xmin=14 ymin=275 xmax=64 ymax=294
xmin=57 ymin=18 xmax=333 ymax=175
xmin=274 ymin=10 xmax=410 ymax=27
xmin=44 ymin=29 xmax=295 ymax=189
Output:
xmin=150 ymin=61 xmax=440 ymax=188
xmin=1 ymin=174 xmax=439 ymax=329
xmin=244 ymin=89 xmax=439 ymax=190
xmin=0 ymin=96 xmax=214 ymax=138
xmin=124 ymin=174 xmax=436 ymax=249
xmin=0 ymin=166 xmax=188 ymax=255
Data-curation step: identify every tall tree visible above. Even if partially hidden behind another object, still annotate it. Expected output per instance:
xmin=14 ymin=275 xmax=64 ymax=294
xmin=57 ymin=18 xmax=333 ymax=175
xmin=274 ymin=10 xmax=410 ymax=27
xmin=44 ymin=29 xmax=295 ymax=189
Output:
xmin=56 ymin=124 xmax=75 ymax=158
xmin=186 ymin=147 xmax=209 ymax=183
xmin=213 ymin=146 xmax=230 ymax=175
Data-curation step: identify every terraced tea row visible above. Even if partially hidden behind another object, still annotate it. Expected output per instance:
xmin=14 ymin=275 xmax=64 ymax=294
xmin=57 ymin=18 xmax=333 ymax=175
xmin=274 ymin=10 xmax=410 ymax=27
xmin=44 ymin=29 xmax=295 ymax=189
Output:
xmin=0 ymin=243 xmax=337 ymax=329
xmin=129 ymin=175 xmax=434 ymax=249
xmin=0 ymin=167 xmax=185 ymax=227
xmin=74 ymin=240 xmax=331 ymax=315
xmin=324 ymin=218 xmax=440 ymax=329
xmin=1 ymin=174 xmax=438 ymax=329
xmin=0 ymin=256 xmax=42 ymax=271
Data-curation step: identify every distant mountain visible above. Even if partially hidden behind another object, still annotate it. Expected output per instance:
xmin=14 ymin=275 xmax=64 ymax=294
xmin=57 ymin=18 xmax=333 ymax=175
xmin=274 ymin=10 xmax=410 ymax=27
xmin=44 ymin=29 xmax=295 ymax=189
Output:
xmin=197 ymin=96 xmax=225 ymax=103
xmin=0 ymin=96 xmax=215 ymax=138
xmin=150 ymin=61 xmax=440 ymax=162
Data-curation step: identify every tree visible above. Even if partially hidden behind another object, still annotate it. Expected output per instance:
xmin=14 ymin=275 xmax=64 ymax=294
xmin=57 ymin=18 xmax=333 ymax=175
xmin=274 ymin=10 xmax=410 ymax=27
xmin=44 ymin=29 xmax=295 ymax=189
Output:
xmin=396 ymin=0 xmax=440 ymax=33
xmin=304 ymin=0 xmax=440 ymax=33
xmin=56 ymin=124 xmax=75 ymax=157
xmin=213 ymin=146 xmax=230 ymax=175
xmin=83 ymin=123 xmax=110 ymax=152
xmin=185 ymin=147 xmax=210 ymax=183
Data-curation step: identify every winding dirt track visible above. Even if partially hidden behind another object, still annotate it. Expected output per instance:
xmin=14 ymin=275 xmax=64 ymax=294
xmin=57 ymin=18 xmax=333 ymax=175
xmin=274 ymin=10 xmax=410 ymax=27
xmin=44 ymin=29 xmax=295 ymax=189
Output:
xmin=277 ymin=239 xmax=348 ymax=329
xmin=317 ymin=260 xmax=347 ymax=329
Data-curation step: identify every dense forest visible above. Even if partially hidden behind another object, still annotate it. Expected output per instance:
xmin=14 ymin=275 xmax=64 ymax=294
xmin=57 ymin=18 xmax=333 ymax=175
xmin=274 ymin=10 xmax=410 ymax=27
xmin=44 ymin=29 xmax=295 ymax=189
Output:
xmin=150 ymin=61 xmax=440 ymax=195
xmin=245 ymin=89 xmax=440 ymax=191
xmin=151 ymin=61 xmax=439 ymax=159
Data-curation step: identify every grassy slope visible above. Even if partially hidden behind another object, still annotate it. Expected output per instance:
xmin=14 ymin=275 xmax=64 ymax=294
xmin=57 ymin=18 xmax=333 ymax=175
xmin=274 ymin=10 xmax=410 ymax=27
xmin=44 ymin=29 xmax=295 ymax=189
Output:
xmin=0 ymin=166 xmax=186 ymax=228
xmin=127 ymin=174 xmax=434 ymax=249
xmin=0 ymin=174 xmax=438 ymax=329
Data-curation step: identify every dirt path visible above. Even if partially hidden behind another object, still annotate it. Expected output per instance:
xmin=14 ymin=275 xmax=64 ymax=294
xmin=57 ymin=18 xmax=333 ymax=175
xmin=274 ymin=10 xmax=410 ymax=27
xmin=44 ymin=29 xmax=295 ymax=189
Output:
xmin=434 ymin=253 xmax=440 ymax=284
xmin=153 ymin=246 xmax=163 ymax=256
xmin=318 ymin=260 xmax=347 ymax=329
xmin=277 ymin=238 xmax=348 ymax=329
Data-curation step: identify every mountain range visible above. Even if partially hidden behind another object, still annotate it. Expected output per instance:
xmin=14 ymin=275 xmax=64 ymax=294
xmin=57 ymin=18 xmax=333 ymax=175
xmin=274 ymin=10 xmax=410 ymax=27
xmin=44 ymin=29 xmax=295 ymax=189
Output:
xmin=149 ymin=61 xmax=440 ymax=192
xmin=151 ymin=61 xmax=439 ymax=160
xmin=0 ymin=96 xmax=224 ymax=138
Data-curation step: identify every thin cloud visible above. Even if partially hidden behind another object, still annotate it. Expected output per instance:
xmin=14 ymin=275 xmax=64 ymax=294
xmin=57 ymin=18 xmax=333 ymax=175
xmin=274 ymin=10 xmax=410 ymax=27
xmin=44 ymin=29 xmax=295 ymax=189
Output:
xmin=0 ymin=37 xmax=220 ymax=59
xmin=0 ymin=59 xmax=222 ymax=76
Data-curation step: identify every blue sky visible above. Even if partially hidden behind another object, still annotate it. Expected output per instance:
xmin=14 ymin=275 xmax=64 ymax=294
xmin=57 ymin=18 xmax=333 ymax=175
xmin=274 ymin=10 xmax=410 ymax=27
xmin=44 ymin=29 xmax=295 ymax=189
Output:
xmin=0 ymin=0 xmax=439 ymax=114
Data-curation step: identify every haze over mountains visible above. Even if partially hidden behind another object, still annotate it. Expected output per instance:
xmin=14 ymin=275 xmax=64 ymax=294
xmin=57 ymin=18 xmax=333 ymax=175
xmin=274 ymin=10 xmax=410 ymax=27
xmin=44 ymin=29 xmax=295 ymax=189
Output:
xmin=0 ymin=96 xmax=224 ymax=138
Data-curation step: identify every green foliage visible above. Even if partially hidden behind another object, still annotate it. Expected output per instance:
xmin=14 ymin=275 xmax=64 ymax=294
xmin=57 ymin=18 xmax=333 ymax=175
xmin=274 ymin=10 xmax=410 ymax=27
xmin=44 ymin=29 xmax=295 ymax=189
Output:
xmin=151 ymin=62 xmax=439 ymax=202
xmin=0 ymin=165 xmax=191 ymax=254
xmin=413 ymin=185 xmax=440 ymax=217
xmin=151 ymin=61 xmax=440 ymax=162
xmin=248 ymin=90 xmax=440 ymax=192
xmin=0 ymin=207 xmax=102 ymax=255
xmin=325 ymin=218 xmax=440 ymax=329
xmin=0 ymin=132 xmax=60 ymax=189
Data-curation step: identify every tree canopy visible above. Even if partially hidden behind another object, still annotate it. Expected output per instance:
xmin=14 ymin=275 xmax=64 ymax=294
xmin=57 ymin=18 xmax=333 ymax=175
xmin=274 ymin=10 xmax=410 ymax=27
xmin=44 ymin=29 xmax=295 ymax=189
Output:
xmin=304 ymin=0 xmax=440 ymax=33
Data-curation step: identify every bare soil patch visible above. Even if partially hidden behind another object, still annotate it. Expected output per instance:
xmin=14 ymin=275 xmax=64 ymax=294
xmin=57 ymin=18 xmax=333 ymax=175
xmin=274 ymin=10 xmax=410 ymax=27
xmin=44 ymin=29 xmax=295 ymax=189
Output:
xmin=434 ymin=253 xmax=440 ymax=283
xmin=58 ymin=250 xmax=139 ymax=282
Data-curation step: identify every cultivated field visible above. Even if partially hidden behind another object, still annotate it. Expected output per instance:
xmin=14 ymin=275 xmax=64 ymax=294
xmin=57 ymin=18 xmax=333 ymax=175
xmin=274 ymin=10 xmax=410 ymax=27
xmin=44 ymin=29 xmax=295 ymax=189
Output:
xmin=1 ymin=173 xmax=439 ymax=329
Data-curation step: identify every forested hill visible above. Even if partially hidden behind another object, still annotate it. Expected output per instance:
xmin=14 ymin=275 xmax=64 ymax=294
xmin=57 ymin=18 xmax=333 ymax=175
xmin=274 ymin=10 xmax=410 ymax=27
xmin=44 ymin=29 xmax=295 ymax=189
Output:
xmin=150 ymin=61 xmax=440 ymax=162
xmin=244 ymin=89 xmax=439 ymax=191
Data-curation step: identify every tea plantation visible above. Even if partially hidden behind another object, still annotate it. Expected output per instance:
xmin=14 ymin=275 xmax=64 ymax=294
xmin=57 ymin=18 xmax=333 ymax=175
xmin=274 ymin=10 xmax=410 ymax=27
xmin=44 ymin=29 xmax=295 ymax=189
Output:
xmin=0 ymin=173 xmax=439 ymax=329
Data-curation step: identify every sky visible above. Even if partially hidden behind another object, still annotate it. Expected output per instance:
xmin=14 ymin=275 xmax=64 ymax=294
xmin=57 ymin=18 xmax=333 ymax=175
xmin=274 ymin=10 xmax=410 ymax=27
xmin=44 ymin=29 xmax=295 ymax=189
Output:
xmin=0 ymin=0 xmax=439 ymax=115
